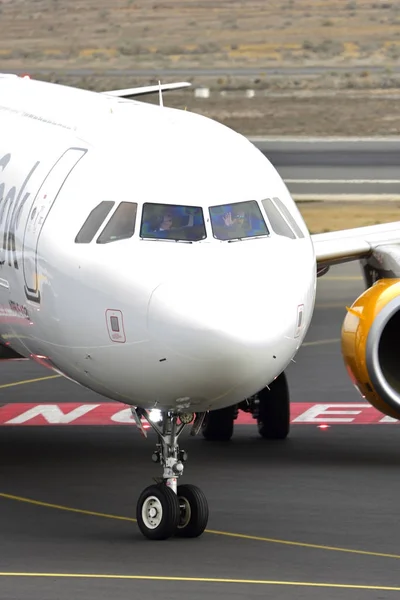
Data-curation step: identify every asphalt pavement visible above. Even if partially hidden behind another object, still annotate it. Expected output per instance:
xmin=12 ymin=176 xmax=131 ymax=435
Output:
xmin=251 ymin=138 xmax=400 ymax=198
xmin=2 ymin=263 xmax=400 ymax=599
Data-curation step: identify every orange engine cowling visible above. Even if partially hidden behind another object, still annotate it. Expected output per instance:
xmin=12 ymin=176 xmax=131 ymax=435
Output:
xmin=342 ymin=278 xmax=400 ymax=419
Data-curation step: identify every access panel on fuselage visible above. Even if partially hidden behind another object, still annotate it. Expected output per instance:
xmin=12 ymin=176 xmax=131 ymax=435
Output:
xmin=22 ymin=147 xmax=87 ymax=303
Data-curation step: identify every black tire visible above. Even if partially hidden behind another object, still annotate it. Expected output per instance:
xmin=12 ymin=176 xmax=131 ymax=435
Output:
xmin=201 ymin=405 xmax=236 ymax=441
xmin=257 ymin=372 xmax=290 ymax=440
xmin=176 ymin=484 xmax=209 ymax=538
xmin=136 ymin=484 xmax=180 ymax=540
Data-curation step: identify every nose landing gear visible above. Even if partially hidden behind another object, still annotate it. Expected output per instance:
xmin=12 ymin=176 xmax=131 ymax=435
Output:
xmin=134 ymin=409 xmax=209 ymax=540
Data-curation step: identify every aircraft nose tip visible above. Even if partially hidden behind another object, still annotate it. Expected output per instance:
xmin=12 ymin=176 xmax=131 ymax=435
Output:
xmin=147 ymin=278 xmax=293 ymax=360
xmin=148 ymin=280 xmax=224 ymax=359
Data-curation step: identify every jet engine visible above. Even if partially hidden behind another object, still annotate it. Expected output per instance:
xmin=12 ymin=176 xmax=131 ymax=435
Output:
xmin=342 ymin=278 xmax=400 ymax=419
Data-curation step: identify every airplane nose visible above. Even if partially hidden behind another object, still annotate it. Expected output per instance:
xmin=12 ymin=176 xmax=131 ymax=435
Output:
xmin=147 ymin=276 xmax=296 ymax=361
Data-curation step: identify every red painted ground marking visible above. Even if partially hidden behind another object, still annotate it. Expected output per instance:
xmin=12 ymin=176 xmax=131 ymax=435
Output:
xmin=0 ymin=403 xmax=397 ymax=426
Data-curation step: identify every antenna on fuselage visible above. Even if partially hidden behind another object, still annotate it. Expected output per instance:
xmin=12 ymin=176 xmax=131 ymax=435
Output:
xmin=158 ymin=80 xmax=164 ymax=107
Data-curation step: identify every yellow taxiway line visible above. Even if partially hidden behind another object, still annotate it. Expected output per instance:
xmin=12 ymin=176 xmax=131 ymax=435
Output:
xmin=0 ymin=374 xmax=61 ymax=390
xmin=322 ymin=276 xmax=363 ymax=281
xmin=303 ymin=338 xmax=340 ymax=347
xmin=0 ymin=572 xmax=399 ymax=591
xmin=1 ymin=491 xmax=400 ymax=561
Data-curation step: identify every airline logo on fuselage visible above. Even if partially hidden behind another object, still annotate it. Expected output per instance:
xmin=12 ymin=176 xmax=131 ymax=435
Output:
xmin=0 ymin=153 xmax=40 ymax=269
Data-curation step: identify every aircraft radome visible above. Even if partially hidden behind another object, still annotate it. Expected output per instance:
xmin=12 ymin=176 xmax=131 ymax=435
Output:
xmin=0 ymin=73 xmax=399 ymax=540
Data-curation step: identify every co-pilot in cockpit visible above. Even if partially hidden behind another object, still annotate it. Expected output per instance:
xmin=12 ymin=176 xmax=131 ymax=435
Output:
xmin=209 ymin=200 xmax=269 ymax=241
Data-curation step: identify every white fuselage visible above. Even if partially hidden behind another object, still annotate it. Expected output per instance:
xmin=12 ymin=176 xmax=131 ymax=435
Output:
xmin=0 ymin=75 xmax=316 ymax=412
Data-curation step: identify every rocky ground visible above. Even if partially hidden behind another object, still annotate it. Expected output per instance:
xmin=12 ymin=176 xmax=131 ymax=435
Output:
xmin=2 ymin=0 xmax=400 ymax=137
xmin=298 ymin=201 xmax=400 ymax=233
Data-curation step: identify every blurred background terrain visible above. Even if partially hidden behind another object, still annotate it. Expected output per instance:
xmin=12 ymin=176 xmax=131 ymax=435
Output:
xmin=1 ymin=0 xmax=400 ymax=136
xmin=2 ymin=0 xmax=399 ymax=231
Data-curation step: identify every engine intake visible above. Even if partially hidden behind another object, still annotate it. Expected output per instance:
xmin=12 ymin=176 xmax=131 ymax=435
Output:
xmin=342 ymin=279 xmax=400 ymax=419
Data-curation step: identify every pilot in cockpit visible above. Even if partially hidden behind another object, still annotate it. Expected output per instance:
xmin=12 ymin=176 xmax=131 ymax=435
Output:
xmin=154 ymin=213 xmax=174 ymax=232
xmin=210 ymin=201 xmax=269 ymax=240
xmin=140 ymin=203 xmax=206 ymax=241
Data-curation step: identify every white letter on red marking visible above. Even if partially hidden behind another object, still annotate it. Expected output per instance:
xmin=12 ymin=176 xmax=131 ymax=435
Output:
xmin=110 ymin=408 xmax=136 ymax=423
xmin=5 ymin=404 xmax=100 ymax=424
xmin=293 ymin=403 xmax=370 ymax=423
xmin=379 ymin=415 xmax=399 ymax=423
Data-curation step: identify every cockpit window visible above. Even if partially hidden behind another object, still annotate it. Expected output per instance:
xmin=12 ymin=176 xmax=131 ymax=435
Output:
xmin=261 ymin=198 xmax=296 ymax=240
xmin=209 ymin=200 xmax=269 ymax=240
xmin=96 ymin=201 xmax=137 ymax=244
xmin=140 ymin=203 xmax=206 ymax=242
xmin=75 ymin=201 xmax=115 ymax=243
xmin=273 ymin=197 xmax=305 ymax=238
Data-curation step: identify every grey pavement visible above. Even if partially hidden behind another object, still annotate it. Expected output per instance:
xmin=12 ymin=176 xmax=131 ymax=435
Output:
xmin=2 ymin=264 xmax=400 ymax=598
xmin=251 ymin=139 xmax=400 ymax=198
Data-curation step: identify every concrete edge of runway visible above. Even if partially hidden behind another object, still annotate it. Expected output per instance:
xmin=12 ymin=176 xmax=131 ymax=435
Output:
xmin=293 ymin=194 xmax=400 ymax=202
xmin=249 ymin=137 xmax=400 ymax=202
xmin=248 ymin=136 xmax=400 ymax=142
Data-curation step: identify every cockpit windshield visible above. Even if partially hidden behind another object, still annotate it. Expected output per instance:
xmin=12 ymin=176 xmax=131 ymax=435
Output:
xmin=209 ymin=200 xmax=269 ymax=240
xmin=140 ymin=203 xmax=206 ymax=242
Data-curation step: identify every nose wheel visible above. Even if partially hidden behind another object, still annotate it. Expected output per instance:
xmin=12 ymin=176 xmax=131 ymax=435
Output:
xmin=177 ymin=484 xmax=209 ymax=538
xmin=134 ymin=409 xmax=209 ymax=540
xmin=137 ymin=484 xmax=180 ymax=540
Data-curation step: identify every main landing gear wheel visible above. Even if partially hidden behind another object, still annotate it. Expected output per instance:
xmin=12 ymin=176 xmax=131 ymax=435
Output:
xmin=257 ymin=372 xmax=290 ymax=440
xmin=201 ymin=405 xmax=236 ymax=441
xmin=132 ymin=408 xmax=209 ymax=540
xmin=176 ymin=484 xmax=209 ymax=538
xmin=137 ymin=484 xmax=180 ymax=540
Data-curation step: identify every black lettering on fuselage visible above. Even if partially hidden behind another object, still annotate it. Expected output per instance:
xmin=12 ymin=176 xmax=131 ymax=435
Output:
xmin=9 ymin=299 xmax=30 ymax=320
xmin=0 ymin=153 xmax=40 ymax=269
xmin=0 ymin=154 xmax=11 ymax=230
xmin=1 ymin=186 xmax=16 ymax=252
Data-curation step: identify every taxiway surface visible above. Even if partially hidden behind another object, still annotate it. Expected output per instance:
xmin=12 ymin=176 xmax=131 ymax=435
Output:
xmin=1 ymin=263 xmax=400 ymax=599
xmin=252 ymin=138 xmax=400 ymax=197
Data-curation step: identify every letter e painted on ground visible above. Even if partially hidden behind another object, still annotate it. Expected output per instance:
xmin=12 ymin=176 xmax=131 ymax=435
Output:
xmin=293 ymin=403 xmax=371 ymax=423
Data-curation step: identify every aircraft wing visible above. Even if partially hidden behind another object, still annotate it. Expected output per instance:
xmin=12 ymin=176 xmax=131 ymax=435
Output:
xmin=102 ymin=82 xmax=191 ymax=99
xmin=312 ymin=221 xmax=400 ymax=270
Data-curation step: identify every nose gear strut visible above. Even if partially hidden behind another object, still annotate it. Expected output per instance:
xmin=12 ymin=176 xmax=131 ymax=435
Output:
xmin=134 ymin=408 xmax=209 ymax=540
